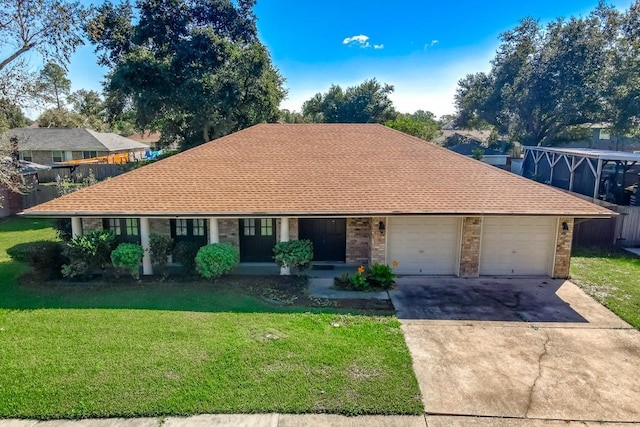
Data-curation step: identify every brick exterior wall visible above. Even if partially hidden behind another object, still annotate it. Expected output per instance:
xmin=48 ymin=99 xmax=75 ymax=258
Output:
xmin=370 ymin=216 xmax=387 ymax=264
xmin=553 ymin=217 xmax=573 ymax=279
xmin=82 ymin=217 xmax=103 ymax=232
xmin=346 ymin=217 xmax=371 ymax=265
xmin=459 ymin=217 xmax=482 ymax=277
xmin=219 ymin=219 xmax=239 ymax=247
xmin=149 ymin=218 xmax=170 ymax=236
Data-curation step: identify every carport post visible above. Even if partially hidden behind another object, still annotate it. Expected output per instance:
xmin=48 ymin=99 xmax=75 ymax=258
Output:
xmin=208 ymin=218 xmax=219 ymax=244
xmin=71 ymin=217 xmax=82 ymax=238
xmin=140 ymin=217 xmax=153 ymax=276
xmin=592 ymin=159 xmax=603 ymax=200
xmin=280 ymin=217 xmax=290 ymax=275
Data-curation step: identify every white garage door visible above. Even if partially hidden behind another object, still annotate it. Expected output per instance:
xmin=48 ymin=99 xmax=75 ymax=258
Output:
xmin=480 ymin=217 xmax=556 ymax=276
xmin=387 ymin=217 xmax=460 ymax=275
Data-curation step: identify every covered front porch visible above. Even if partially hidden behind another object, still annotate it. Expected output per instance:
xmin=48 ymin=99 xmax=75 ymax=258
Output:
xmin=72 ymin=216 xmax=386 ymax=276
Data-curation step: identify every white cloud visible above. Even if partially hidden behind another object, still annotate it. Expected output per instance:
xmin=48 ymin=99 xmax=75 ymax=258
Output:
xmin=343 ymin=34 xmax=370 ymax=47
xmin=424 ymin=40 xmax=439 ymax=50
xmin=342 ymin=34 xmax=384 ymax=49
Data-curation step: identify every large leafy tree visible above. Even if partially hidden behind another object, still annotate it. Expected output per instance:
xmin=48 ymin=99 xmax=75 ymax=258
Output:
xmin=608 ymin=2 xmax=640 ymax=136
xmin=86 ymin=0 xmax=286 ymax=149
xmin=302 ymin=79 xmax=397 ymax=123
xmin=455 ymin=5 xmax=617 ymax=146
xmin=385 ymin=110 xmax=441 ymax=141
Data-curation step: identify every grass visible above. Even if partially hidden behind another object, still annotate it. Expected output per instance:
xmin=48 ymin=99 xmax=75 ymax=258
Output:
xmin=0 ymin=216 xmax=423 ymax=419
xmin=571 ymin=247 xmax=640 ymax=329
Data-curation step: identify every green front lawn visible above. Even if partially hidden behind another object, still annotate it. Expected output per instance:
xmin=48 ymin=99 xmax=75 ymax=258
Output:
xmin=571 ymin=247 xmax=640 ymax=329
xmin=0 ymin=217 xmax=422 ymax=419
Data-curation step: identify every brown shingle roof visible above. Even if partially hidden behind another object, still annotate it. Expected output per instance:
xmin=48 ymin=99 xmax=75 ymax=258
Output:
xmin=24 ymin=124 xmax=613 ymax=217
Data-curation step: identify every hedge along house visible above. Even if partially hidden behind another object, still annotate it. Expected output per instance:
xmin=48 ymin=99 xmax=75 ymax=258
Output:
xmin=23 ymin=124 xmax=613 ymax=278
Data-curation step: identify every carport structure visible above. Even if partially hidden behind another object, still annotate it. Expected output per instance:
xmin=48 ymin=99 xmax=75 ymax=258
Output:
xmin=522 ymin=146 xmax=640 ymax=203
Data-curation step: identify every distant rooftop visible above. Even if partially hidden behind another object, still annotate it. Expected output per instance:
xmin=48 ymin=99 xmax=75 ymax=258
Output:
xmin=10 ymin=128 xmax=150 ymax=152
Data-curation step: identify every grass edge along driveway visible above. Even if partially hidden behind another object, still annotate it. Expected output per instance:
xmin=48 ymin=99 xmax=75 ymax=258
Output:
xmin=0 ymin=217 xmax=423 ymax=419
xmin=571 ymin=247 xmax=640 ymax=329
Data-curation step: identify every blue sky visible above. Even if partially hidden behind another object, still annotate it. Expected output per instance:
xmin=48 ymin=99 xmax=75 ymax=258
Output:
xmin=55 ymin=0 xmax=637 ymax=118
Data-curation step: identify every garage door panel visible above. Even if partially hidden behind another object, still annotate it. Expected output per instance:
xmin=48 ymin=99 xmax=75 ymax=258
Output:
xmin=480 ymin=217 xmax=555 ymax=276
xmin=388 ymin=217 xmax=460 ymax=275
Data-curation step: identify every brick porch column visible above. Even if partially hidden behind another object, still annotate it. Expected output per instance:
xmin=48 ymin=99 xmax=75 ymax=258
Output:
xmin=553 ymin=217 xmax=574 ymax=279
xmin=370 ymin=217 xmax=387 ymax=264
xmin=459 ymin=217 xmax=482 ymax=277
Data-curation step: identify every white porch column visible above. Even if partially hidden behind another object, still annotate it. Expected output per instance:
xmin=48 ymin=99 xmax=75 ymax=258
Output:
xmin=71 ymin=217 xmax=82 ymax=238
xmin=208 ymin=218 xmax=219 ymax=243
xmin=140 ymin=217 xmax=153 ymax=276
xmin=280 ymin=217 xmax=290 ymax=275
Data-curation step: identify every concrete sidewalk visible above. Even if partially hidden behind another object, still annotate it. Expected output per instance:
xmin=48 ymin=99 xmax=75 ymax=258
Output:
xmin=2 ymin=414 xmax=639 ymax=426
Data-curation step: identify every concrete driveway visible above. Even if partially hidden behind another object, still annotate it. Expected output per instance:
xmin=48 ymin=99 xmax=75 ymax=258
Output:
xmin=390 ymin=277 xmax=640 ymax=424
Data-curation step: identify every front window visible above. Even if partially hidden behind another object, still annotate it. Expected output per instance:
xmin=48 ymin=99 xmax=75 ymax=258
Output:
xmin=21 ymin=151 xmax=32 ymax=162
xmin=175 ymin=219 xmax=188 ymax=236
xmin=244 ymin=218 xmax=256 ymax=236
xmin=108 ymin=218 xmax=121 ymax=235
xmin=52 ymin=150 xmax=64 ymax=162
xmin=125 ymin=218 xmax=139 ymax=236
xmin=193 ymin=219 xmax=205 ymax=236
xmin=83 ymin=151 xmax=98 ymax=159
xmin=260 ymin=219 xmax=273 ymax=236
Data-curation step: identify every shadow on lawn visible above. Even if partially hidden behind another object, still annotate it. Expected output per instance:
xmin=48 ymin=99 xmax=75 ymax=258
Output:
xmin=0 ymin=260 xmax=394 ymax=315
xmin=0 ymin=217 xmax=54 ymax=232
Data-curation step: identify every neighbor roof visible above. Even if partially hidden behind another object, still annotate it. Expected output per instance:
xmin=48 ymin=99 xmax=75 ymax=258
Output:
xmin=11 ymin=128 xmax=149 ymax=153
xmin=24 ymin=124 xmax=612 ymax=217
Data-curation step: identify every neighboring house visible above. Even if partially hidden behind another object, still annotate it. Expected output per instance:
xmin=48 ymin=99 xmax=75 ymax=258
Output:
xmin=447 ymin=142 xmax=510 ymax=168
xmin=127 ymin=131 xmax=162 ymax=150
xmin=11 ymin=128 xmax=149 ymax=165
xmin=554 ymin=123 xmax=640 ymax=152
xmin=24 ymin=124 xmax=612 ymax=279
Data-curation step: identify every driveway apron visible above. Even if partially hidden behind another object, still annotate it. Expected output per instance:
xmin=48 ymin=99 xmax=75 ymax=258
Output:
xmin=390 ymin=277 xmax=640 ymax=423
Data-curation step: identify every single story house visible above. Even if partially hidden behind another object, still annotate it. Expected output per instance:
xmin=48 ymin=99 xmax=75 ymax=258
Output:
xmin=447 ymin=142 xmax=510 ymax=168
xmin=11 ymin=128 xmax=149 ymax=165
xmin=23 ymin=124 xmax=613 ymax=278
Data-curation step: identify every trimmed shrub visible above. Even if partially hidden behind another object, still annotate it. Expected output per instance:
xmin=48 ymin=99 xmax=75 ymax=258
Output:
xmin=272 ymin=240 xmax=313 ymax=272
xmin=149 ymin=234 xmax=173 ymax=278
xmin=62 ymin=230 xmax=117 ymax=279
xmin=173 ymin=241 xmax=203 ymax=274
xmin=111 ymin=243 xmax=145 ymax=279
xmin=6 ymin=241 xmax=67 ymax=279
xmin=195 ymin=243 xmax=239 ymax=279
xmin=53 ymin=218 xmax=72 ymax=242
xmin=366 ymin=263 xmax=396 ymax=290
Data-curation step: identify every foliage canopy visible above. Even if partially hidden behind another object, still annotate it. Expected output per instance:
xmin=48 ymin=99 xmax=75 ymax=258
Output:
xmin=86 ymin=0 xmax=286 ymax=149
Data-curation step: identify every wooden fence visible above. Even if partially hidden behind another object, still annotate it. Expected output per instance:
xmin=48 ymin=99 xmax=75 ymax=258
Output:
xmin=36 ymin=163 xmax=131 ymax=183
xmin=569 ymin=193 xmax=640 ymax=247
xmin=20 ymin=164 xmax=132 ymax=210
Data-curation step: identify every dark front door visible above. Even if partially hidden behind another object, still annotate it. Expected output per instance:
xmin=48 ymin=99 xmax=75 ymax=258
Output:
xmin=298 ymin=218 xmax=346 ymax=262
xmin=239 ymin=218 xmax=276 ymax=262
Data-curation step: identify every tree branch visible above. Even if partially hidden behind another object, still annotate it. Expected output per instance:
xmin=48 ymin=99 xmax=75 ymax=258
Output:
xmin=0 ymin=43 xmax=33 ymax=72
